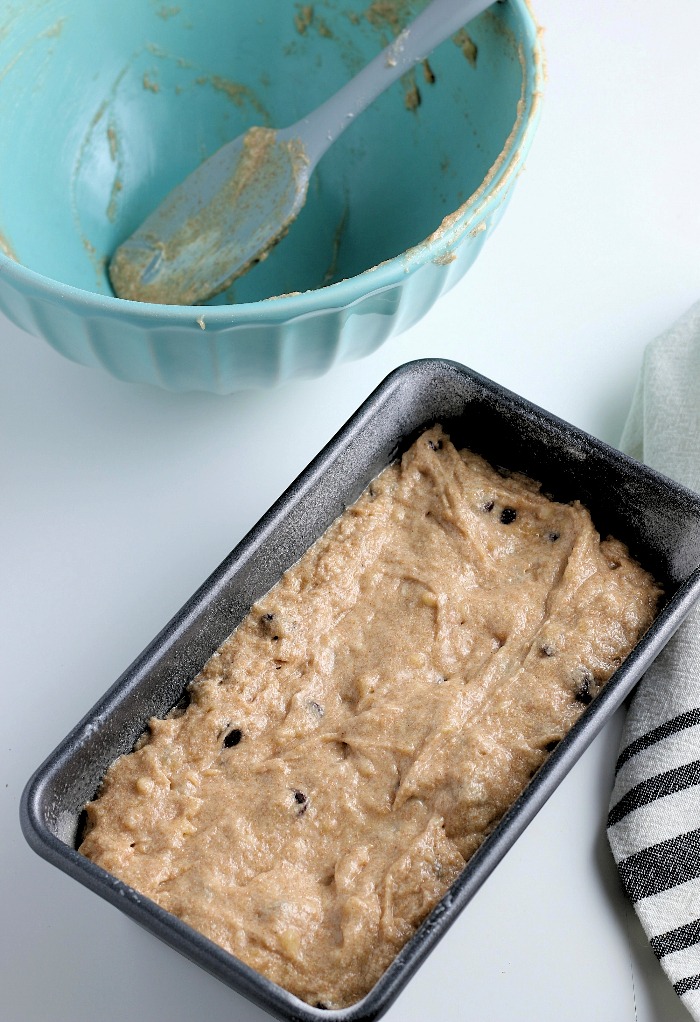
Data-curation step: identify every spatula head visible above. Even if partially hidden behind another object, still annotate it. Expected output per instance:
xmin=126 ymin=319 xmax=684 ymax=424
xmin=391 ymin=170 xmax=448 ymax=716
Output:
xmin=109 ymin=127 xmax=310 ymax=306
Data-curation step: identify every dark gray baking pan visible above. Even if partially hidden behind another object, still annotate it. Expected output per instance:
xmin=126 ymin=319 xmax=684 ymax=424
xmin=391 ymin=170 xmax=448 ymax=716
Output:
xmin=21 ymin=358 xmax=700 ymax=1022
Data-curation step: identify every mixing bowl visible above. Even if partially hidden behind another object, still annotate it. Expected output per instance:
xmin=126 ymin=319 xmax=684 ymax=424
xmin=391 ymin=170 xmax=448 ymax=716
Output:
xmin=0 ymin=1 xmax=543 ymax=393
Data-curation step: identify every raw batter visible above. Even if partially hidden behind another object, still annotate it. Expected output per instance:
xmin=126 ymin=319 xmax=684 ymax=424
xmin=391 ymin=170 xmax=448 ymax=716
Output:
xmin=80 ymin=427 xmax=660 ymax=1008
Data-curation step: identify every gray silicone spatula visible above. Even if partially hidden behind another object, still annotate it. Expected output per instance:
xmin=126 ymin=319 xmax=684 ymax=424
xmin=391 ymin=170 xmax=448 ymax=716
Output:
xmin=109 ymin=0 xmax=492 ymax=306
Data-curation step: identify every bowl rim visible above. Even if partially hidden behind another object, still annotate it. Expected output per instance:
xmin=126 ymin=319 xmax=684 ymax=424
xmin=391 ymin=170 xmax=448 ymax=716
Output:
xmin=0 ymin=0 xmax=544 ymax=326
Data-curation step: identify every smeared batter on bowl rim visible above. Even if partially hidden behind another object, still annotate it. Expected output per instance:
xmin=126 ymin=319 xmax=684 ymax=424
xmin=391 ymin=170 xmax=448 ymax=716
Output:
xmin=81 ymin=427 xmax=660 ymax=1008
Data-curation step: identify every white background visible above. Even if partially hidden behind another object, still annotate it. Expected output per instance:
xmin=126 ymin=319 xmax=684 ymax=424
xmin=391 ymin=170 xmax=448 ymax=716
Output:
xmin=2 ymin=2 xmax=700 ymax=1020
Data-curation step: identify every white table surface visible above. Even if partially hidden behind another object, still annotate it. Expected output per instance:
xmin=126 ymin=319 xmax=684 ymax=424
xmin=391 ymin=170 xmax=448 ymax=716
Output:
xmin=3 ymin=2 xmax=700 ymax=1020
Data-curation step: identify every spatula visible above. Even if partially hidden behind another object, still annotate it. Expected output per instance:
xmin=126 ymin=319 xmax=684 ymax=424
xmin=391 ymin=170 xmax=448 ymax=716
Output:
xmin=109 ymin=0 xmax=492 ymax=306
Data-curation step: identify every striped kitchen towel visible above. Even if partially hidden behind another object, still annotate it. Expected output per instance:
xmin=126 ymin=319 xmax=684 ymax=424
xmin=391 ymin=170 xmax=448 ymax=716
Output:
xmin=608 ymin=300 xmax=700 ymax=1021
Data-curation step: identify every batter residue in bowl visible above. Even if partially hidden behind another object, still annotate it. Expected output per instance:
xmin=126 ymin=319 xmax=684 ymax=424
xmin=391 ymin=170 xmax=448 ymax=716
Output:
xmin=80 ymin=427 xmax=660 ymax=1008
xmin=108 ymin=126 xmax=308 ymax=305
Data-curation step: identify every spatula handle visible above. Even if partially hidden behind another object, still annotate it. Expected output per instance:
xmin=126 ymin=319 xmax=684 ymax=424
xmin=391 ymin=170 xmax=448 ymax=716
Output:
xmin=287 ymin=0 xmax=493 ymax=165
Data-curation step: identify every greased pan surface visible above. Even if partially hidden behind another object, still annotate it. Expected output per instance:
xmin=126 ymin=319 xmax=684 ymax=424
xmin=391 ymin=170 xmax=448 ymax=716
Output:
xmin=21 ymin=359 xmax=700 ymax=1022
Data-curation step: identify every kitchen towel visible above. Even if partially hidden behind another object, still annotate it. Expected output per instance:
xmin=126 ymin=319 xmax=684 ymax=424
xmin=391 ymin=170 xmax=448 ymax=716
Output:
xmin=608 ymin=300 xmax=700 ymax=1021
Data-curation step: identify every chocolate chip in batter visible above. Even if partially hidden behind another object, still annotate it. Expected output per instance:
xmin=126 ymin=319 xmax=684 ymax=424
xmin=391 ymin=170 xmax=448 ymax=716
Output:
xmin=259 ymin=612 xmax=280 ymax=637
xmin=223 ymin=728 xmax=243 ymax=748
xmin=540 ymin=644 xmax=555 ymax=658
xmin=427 ymin=438 xmax=443 ymax=451
xmin=548 ymin=531 xmax=560 ymax=542
xmin=500 ymin=508 xmax=517 ymax=525
xmin=574 ymin=671 xmax=593 ymax=705
xmin=259 ymin=613 xmax=281 ymax=641
xmin=293 ymin=790 xmax=308 ymax=815
xmin=482 ymin=500 xmax=495 ymax=513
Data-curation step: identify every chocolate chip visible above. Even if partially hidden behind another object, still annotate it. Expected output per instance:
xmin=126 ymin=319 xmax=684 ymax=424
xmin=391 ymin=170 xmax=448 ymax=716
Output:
xmin=293 ymin=790 xmax=308 ymax=815
xmin=540 ymin=644 xmax=555 ymax=658
xmin=259 ymin=613 xmax=278 ymax=638
xmin=223 ymin=728 xmax=242 ymax=748
xmin=482 ymin=500 xmax=495 ymax=513
xmin=427 ymin=438 xmax=443 ymax=451
xmin=574 ymin=672 xmax=593 ymax=705
xmin=500 ymin=508 xmax=517 ymax=525
xmin=548 ymin=531 xmax=560 ymax=542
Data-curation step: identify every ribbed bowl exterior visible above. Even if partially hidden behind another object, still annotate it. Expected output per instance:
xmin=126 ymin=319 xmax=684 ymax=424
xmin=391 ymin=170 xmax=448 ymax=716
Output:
xmin=0 ymin=226 xmax=492 ymax=393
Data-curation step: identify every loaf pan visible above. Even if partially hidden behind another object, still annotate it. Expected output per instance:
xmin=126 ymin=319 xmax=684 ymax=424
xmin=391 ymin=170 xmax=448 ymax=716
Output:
xmin=21 ymin=358 xmax=700 ymax=1022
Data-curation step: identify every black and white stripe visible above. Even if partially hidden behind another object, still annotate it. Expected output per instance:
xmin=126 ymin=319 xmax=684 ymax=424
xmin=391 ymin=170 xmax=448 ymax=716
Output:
xmin=615 ymin=709 xmax=700 ymax=773
xmin=608 ymin=631 xmax=700 ymax=1021
xmin=608 ymin=759 xmax=700 ymax=829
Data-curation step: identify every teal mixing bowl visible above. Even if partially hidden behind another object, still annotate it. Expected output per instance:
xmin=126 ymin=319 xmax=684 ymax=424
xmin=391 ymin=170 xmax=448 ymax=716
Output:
xmin=0 ymin=0 xmax=543 ymax=393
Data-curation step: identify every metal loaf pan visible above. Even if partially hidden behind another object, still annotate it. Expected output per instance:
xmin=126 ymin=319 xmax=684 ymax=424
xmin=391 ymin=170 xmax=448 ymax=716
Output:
xmin=21 ymin=359 xmax=700 ymax=1022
